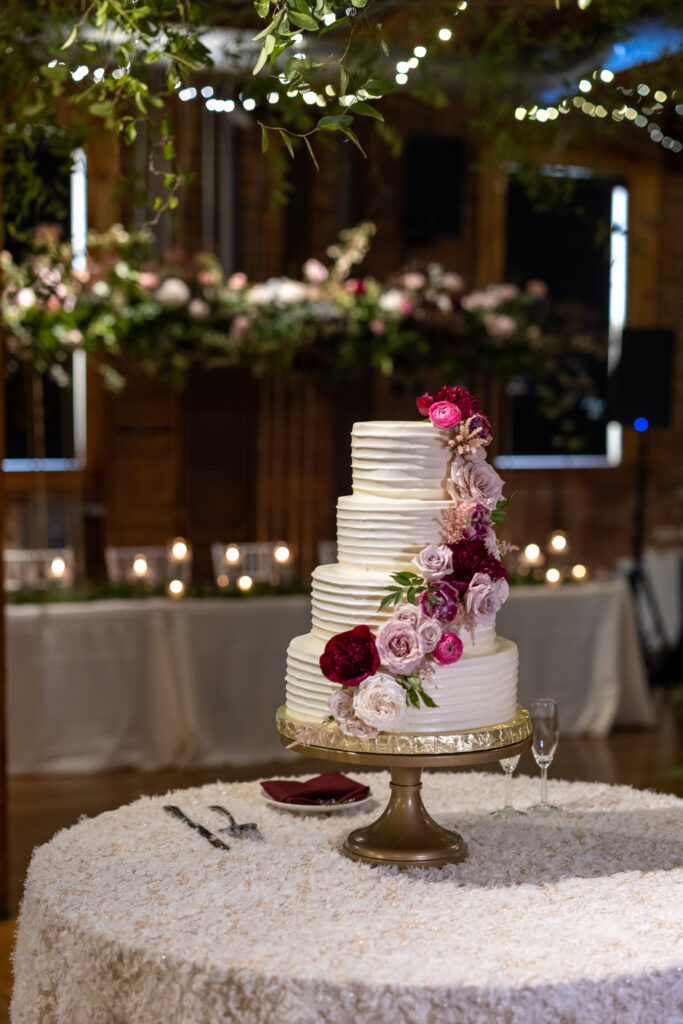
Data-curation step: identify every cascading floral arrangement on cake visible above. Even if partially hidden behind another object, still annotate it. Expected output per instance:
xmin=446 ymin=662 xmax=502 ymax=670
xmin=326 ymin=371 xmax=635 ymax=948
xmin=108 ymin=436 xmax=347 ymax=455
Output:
xmin=283 ymin=386 xmax=519 ymax=742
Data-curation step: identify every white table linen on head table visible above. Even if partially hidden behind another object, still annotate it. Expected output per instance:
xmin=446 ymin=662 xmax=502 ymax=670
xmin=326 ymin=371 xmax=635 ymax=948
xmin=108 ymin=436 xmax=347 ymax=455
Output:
xmin=6 ymin=581 xmax=654 ymax=774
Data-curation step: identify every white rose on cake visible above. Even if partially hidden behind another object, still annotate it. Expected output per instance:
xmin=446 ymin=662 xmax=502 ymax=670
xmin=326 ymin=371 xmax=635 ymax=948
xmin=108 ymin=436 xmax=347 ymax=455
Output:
xmin=465 ymin=573 xmax=510 ymax=625
xmin=449 ymin=458 xmax=504 ymax=509
xmin=353 ymin=673 xmax=406 ymax=730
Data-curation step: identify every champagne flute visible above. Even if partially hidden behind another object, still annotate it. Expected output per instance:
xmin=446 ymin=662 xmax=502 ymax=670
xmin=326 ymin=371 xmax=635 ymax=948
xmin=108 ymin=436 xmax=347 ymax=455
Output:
xmin=527 ymin=698 xmax=561 ymax=814
xmin=490 ymin=754 xmax=526 ymax=818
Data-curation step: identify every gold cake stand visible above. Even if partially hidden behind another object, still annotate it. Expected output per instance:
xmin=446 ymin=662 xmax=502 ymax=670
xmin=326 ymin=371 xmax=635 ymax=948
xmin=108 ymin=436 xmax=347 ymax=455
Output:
xmin=276 ymin=705 xmax=532 ymax=868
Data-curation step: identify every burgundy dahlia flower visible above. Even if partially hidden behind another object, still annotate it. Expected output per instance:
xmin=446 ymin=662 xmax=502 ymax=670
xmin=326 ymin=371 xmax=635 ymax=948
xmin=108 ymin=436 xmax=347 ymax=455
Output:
xmin=319 ymin=625 xmax=380 ymax=687
xmin=445 ymin=539 xmax=507 ymax=591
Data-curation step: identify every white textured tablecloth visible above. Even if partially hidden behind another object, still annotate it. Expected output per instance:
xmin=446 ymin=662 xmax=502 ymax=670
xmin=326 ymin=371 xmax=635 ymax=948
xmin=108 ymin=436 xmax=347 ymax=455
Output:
xmin=6 ymin=581 xmax=654 ymax=774
xmin=12 ymin=772 xmax=683 ymax=1024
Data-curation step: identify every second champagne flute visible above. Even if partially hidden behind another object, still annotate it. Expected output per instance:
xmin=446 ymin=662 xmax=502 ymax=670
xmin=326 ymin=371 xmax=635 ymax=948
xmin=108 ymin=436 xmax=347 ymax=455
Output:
xmin=528 ymin=698 xmax=561 ymax=815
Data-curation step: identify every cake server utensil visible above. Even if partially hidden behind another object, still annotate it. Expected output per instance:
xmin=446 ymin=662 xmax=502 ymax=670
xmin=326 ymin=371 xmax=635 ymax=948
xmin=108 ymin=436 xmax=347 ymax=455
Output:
xmin=208 ymin=804 xmax=264 ymax=841
xmin=163 ymin=805 xmax=230 ymax=851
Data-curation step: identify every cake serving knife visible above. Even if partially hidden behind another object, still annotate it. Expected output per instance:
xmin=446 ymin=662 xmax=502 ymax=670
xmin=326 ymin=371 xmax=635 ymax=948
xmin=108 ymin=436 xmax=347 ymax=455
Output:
xmin=163 ymin=805 xmax=230 ymax=851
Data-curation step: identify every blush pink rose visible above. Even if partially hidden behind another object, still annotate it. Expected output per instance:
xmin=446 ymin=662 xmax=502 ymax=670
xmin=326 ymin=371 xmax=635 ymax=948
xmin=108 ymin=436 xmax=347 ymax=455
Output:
xmin=353 ymin=673 xmax=406 ymax=730
xmin=393 ymin=605 xmax=421 ymax=627
xmin=417 ymin=618 xmax=442 ymax=653
xmin=328 ymin=687 xmax=355 ymax=722
xmin=449 ymin=458 xmax=504 ymax=509
xmin=434 ymin=632 xmax=464 ymax=666
xmin=412 ymin=544 xmax=453 ymax=581
xmin=428 ymin=401 xmax=462 ymax=430
xmin=465 ymin=573 xmax=510 ymax=625
xmin=339 ymin=714 xmax=378 ymax=739
xmin=376 ymin=616 xmax=424 ymax=675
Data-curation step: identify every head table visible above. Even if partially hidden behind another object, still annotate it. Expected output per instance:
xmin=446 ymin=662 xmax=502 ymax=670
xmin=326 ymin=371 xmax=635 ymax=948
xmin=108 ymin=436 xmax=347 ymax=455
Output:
xmin=12 ymin=771 xmax=683 ymax=1023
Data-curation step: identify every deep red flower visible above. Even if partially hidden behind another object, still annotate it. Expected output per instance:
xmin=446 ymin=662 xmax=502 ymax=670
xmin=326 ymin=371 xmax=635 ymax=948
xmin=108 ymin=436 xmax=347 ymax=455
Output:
xmin=445 ymin=539 xmax=507 ymax=590
xmin=435 ymin=386 xmax=481 ymax=420
xmin=319 ymin=625 xmax=380 ymax=687
xmin=416 ymin=392 xmax=435 ymax=416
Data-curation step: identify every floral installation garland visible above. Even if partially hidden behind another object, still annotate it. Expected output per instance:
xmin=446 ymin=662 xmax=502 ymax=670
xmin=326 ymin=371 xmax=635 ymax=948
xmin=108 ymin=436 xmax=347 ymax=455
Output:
xmin=318 ymin=385 xmax=511 ymax=740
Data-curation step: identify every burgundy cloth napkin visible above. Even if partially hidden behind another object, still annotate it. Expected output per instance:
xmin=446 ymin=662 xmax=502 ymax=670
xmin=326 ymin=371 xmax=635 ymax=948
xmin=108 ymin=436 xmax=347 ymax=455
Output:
xmin=261 ymin=771 xmax=369 ymax=805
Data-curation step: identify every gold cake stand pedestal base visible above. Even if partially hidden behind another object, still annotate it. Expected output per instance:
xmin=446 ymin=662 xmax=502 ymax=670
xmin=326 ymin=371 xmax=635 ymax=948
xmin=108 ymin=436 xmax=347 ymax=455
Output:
xmin=277 ymin=705 xmax=532 ymax=868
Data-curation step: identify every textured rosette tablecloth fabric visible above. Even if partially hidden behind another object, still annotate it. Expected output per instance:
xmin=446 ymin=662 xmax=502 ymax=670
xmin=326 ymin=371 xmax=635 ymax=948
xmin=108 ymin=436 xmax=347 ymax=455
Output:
xmin=12 ymin=773 xmax=683 ymax=1024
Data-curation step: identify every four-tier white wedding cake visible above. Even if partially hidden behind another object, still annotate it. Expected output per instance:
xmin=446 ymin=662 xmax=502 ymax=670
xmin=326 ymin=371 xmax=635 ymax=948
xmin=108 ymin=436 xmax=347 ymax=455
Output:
xmin=284 ymin=387 xmax=518 ymax=738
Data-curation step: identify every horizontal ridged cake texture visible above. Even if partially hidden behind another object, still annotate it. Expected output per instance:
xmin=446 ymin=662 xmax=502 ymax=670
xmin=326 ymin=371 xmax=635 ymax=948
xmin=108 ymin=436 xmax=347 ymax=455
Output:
xmin=284 ymin=417 xmax=518 ymax=734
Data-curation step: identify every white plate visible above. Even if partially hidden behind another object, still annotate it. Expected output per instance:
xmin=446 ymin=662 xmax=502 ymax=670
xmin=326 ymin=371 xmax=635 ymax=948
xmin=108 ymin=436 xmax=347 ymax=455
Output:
xmin=261 ymin=790 xmax=373 ymax=815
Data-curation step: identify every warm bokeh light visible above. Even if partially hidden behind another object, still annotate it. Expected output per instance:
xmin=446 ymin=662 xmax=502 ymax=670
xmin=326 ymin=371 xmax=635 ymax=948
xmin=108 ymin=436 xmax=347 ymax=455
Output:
xmin=133 ymin=556 xmax=148 ymax=576
xmin=549 ymin=531 xmax=568 ymax=552
xmin=171 ymin=538 xmax=188 ymax=560
xmin=273 ymin=544 xmax=291 ymax=564
xmin=237 ymin=575 xmax=253 ymax=591
xmin=217 ymin=574 xmax=229 ymax=588
xmin=545 ymin=568 xmax=561 ymax=584
xmin=524 ymin=543 xmax=542 ymax=563
xmin=225 ymin=545 xmax=241 ymax=564
xmin=50 ymin=557 xmax=66 ymax=577
xmin=438 ymin=27 xmax=452 ymax=41
xmin=168 ymin=579 xmax=184 ymax=597
xmin=572 ymin=564 xmax=588 ymax=580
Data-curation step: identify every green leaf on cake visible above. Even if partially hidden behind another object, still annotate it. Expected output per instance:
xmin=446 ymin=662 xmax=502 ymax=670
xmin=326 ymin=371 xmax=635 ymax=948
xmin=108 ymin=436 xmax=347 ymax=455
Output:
xmin=420 ymin=692 xmax=437 ymax=708
xmin=407 ymin=689 xmax=420 ymax=709
xmin=491 ymin=493 xmax=515 ymax=524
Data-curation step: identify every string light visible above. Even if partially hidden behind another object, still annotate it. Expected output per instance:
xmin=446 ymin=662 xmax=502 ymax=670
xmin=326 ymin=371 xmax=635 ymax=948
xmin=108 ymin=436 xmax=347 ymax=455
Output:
xmin=523 ymin=543 xmax=543 ymax=564
xmin=438 ymin=28 xmax=452 ymax=41
xmin=395 ymin=73 xmax=408 ymax=85
xmin=572 ymin=564 xmax=588 ymax=580
xmin=132 ymin=556 xmax=148 ymax=576
xmin=545 ymin=568 xmax=561 ymax=584
xmin=168 ymin=579 xmax=185 ymax=597
xmin=217 ymin=574 xmax=229 ymax=588
xmin=273 ymin=544 xmax=291 ymax=564
xmin=515 ymin=107 xmax=527 ymax=120
xmin=414 ymin=45 xmax=427 ymax=58
xmin=237 ymin=575 xmax=253 ymax=592
xmin=579 ymin=79 xmax=592 ymax=93
xmin=50 ymin=557 xmax=66 ymax=577
xmin=225 ymin=545 xmax=241 ymax=564
xmin=549 ymin=531 xmax=568 ymax=553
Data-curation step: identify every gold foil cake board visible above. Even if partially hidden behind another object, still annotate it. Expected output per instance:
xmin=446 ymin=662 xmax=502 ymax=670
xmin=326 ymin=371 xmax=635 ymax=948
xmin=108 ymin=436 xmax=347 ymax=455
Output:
xmin=276 ymin=704 xmax=531 ymax=759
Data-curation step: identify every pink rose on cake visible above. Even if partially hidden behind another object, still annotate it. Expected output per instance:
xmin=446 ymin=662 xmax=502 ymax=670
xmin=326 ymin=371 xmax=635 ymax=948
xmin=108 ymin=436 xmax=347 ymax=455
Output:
xmin=448 ymin=458 xmax=504 ymax=509
xmin=465 ymin=573 xmax=510 ymax=625
xmin=411 ymin=544 xmax=453 ymax=581
xmin=417 ymin=617 xmax=443 ymax=652
xmin=319 ymin=624 xmax=379 ymax=686
xmin=328 ymin=688 xmax=379 ymax=739
xmin=428 ymin=401 xmax=462 ymax=431
xmin=434 ymin=632 xmax=464 ymax=666
xmin=393 ymin=605 xmax=421 ymax=627
xmin=376 ymin=616 xmax=424 ymax=674
xmin=353 ymin=673 xmax=406 ymax=730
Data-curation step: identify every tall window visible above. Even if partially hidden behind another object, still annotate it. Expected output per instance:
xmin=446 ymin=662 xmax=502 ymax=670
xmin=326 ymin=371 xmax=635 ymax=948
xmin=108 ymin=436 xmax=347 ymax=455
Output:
xmin=496 ymin=168 xmax=627 ymax=469
xmin=3 ymin=146 xmax=87 ymax=471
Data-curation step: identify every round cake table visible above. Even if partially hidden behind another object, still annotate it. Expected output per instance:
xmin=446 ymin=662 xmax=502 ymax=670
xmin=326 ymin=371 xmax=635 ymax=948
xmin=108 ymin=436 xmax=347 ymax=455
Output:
xmin=12 ymin=772 xmax=683 ymax=1024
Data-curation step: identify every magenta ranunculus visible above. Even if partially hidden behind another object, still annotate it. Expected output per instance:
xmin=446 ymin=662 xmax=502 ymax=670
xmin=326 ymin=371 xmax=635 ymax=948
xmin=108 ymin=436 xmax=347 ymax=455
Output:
xmin=419 ymin=582 xmax=460 ymax=623
xmin=319 ymin=625 xmax=379 ymax=687
xmin=416 ymin=392 xmax=435 ymax=416
xmin=376 ymin=616 xmax=424 ymax=675
xmin=428 ymin=401 xmax=462 ymax=430
xmin=434 ymin=632 xmax=464 ymax=666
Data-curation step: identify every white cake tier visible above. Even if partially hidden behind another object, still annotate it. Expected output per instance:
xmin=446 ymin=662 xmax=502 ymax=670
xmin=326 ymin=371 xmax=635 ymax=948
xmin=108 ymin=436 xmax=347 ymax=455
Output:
xmin=285 ymin=633 xmax=518 ymax=733
xmin=336 ymin=494 xmax=451 ymax=568
xmin=351 ymin=421 xmax=450 ymax=499
xmin=310 ymin=562 xmax=496 ymax=654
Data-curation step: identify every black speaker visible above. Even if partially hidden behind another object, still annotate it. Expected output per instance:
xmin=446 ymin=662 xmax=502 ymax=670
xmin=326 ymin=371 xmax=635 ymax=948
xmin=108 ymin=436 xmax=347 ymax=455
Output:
xmin=609 ymin=327 xmax=675 ymax=427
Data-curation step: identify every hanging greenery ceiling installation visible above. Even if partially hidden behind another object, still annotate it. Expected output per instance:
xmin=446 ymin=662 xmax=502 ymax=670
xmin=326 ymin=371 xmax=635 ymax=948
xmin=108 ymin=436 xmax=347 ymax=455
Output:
xmin=1 ymin=0 xmax=681 ymax=243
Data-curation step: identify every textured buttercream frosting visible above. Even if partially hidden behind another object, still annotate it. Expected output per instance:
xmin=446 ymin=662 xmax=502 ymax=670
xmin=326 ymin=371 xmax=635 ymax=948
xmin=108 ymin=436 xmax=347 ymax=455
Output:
xmin=284 ymin=416 xmax=518 ymax=734
xmin=351 ymin=421 xmax=450 ymax=499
